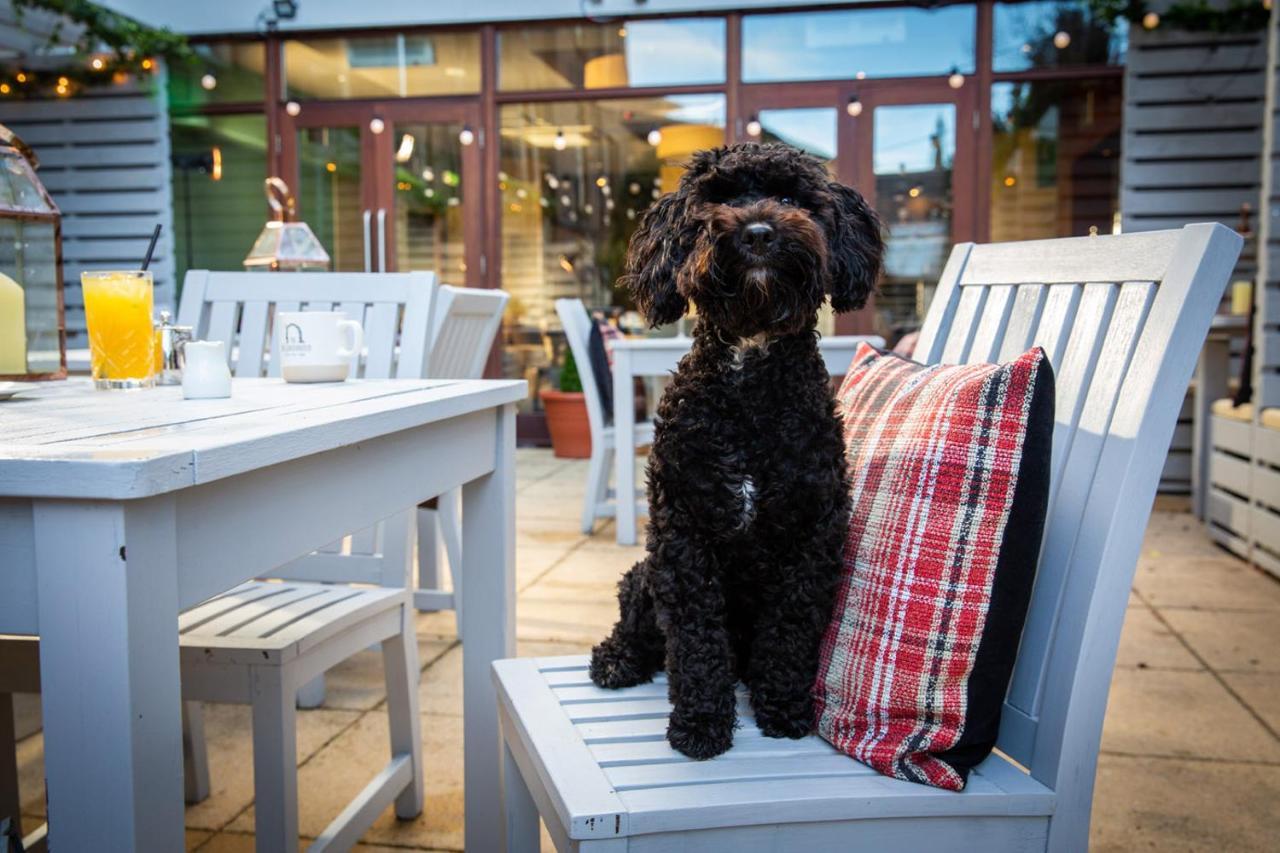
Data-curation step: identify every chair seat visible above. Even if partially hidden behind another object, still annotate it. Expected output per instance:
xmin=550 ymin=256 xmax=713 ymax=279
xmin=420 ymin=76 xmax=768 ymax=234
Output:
xmin=494 ymin=655 xmax=1055 ymax=844
xmin=179 ymin=580 xmax=406 ymax=666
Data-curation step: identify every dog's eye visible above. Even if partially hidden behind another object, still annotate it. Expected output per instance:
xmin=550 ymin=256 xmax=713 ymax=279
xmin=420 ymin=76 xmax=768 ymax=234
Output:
xmin=779 ymin=196 xmax=795 ymax=206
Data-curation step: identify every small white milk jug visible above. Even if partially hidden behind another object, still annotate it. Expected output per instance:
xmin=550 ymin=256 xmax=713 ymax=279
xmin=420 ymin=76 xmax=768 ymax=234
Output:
xmin=182 ymin=340 xmax=232 ymax=399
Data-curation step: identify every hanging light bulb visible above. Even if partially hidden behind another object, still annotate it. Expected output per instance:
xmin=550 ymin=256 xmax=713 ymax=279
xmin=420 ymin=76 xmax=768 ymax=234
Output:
xmin=458 ymin=125 xmax=475 ymax=146
xmin=560 ymin=194 xmax=571 ymax=206
xmin=948 ymin=68 xmax=965 ymax=89
xmin=369 ymin=117 xmax=386 ymax=135
xmin=90 ymin=56 xmax=105 ymax=71
xmin=553 ymin=128 xmax=567 ymax=151
xmin=546 ymin=173 xmax=560 ymax=190
xmin=422 ymin=167 xmax=435 ymax=182
xmin=200 ymin=73 xmax=218 ymax=90
xmin=1052 ymin=31 xmax=1071 ymax=49
xmin=647 ymin=126 xmax=662 ymax=146
xmin=285 ymin=100 xmax=301 ymax=116
xmin=629 ymin=181 xmax=641 ymax=195
xmin=745 ymin=116 xmax=762 ymax=137
xmin=1142 ymin=11 xmax=1160 ymax=29
xmin=595 ymin=176 xmax=608 ymax=188
xmin=846 ymin=95 xmax=863 ymax=117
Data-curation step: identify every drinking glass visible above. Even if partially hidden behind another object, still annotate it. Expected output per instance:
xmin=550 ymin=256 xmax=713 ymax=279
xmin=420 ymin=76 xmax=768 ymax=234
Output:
xmin=81 ymin=270 xmax=156 ymax=389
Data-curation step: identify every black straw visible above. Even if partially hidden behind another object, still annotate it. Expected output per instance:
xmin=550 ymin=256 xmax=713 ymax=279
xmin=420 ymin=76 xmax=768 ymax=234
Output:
xmin=141 ymin=224 xmax=161 ymax=271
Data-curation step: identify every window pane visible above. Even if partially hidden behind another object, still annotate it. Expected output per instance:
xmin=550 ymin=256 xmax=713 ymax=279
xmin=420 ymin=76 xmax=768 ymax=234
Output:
xmin=170 ymin=114 xmax=267 ymax=287
xmin=873 ymin=104 xmax=955 ymax=341
xmin=169 ymin=42 xmax=265 ymax=109
xmin=390 ymin=122 xmax=467 ymax=280
xmin=994 ymin=1 xmax=1127 ymax=72
xmin=499 ymin=18 xmax=726 ymax=91
xmin=757 ymin=108 xmax=838 ymax=167
xmin=295 ymin=126 xmax=365 ymax=271
xmin=498 ymin=95 xmax=725 ymax=408
xmin=743 ymin=6 xmax=976 ymax=82
xmin=990 ymin=79 xmax=1122 ymax=241
xmin=285 ymin=32 xmax=481 ymax=99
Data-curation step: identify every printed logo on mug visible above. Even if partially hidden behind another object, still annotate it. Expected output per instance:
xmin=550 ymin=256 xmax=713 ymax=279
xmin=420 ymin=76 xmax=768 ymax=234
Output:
xmin=276 ymin=311 xmax=364 ymax=383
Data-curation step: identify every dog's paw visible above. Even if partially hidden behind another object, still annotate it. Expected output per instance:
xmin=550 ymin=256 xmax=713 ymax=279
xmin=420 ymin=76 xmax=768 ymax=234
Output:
xmin=755 ymin=711 xmax=814 ymax=740
xmin=667 ymin=713 xmax=736 ymax=760
xmin=589 ymin=641 xmax=655 ymax=690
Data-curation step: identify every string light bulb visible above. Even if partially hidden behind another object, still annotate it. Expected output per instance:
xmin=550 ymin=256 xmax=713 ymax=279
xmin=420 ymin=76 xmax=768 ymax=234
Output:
xmin=846 ymin=96 xmax=863 ymax=117
xmin=14 ymin=72 xmax=26 ymax=83
xmin=1052 ymin=31 xmax=1071 ymax=49
xmin=1142 ymin=11 xmax=1160 ymax=28
xmin=369 ymin=117 xmax=385 ymax=134
xmin=948 ymin=68 xmax=965 ymax=89
xmin=745 ymin=116 xmax=762 ymax=137
xmin=647 ymin=126 xmax=662 ymax=146
xmin=90 ymin=57 xmax=105 ymax=71
xmin=200 ymin=73 xmax=217 ymax=91
xmin=140 ymin=58 xmax=154 ymax=71
xmin=553 ymin=128 xmax=567 ymax=151
xmin=285 ymin=101 xmax=301 ymax=116
xmin=458 ymin=125 xmax=475 ymax=146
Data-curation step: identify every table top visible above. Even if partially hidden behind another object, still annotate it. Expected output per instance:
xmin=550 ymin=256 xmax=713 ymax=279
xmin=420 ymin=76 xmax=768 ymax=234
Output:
xmin=609 ymin=334 xmax=880 ymax=351
xmin=0 ymin=378 xmax=526 ymax=500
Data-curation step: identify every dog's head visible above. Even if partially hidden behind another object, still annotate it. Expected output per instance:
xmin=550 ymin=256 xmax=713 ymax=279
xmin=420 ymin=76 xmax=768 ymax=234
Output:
xmin=621 ymin=142 xmax=883 ymax=337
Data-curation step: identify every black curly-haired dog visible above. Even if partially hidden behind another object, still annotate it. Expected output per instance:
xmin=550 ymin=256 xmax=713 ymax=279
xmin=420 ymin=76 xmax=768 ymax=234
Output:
xmin=589 ymin=142 xmax=885 ymax=760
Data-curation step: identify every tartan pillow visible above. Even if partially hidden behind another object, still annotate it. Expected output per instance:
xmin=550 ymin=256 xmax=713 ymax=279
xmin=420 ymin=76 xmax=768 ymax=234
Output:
xmin=813 ymin=342 xmax=1054 ymax=791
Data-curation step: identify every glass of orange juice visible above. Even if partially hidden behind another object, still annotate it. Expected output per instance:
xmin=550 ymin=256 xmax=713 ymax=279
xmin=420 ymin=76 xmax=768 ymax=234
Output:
xmin=81 ymin=270 xmax=156 ymax=389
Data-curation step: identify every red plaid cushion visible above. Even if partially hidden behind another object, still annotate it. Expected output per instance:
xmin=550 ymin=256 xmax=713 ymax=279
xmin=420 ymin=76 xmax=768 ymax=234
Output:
xmin=813 ymin=342 xmax=1053 ymax=791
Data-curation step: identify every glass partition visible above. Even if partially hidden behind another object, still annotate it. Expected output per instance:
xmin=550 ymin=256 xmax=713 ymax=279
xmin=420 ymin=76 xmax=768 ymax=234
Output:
xmin=285 ymin=32 xmax=481 ymax=99
xmin=170 ymin=114 xmax=268 ymax=288
xmin=743 ymin=6 xmax=976 ymax=82
xmin=994 ymin=1 xmax=1128 ymax=72
xmin=499 ymin=18 xmax=726 ymax=91
xmin=498 ymin=94 xmax=725 ymax=407
xmin=990 ymin=79 xmax=1122 ymax=241
xmin=169 ymin=41 xmax=266 ymax=110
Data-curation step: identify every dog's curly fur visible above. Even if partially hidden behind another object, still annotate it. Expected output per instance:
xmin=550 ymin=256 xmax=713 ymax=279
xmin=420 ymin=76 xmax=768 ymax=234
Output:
xmin=589 ymin=143 xmax=885 ymax=759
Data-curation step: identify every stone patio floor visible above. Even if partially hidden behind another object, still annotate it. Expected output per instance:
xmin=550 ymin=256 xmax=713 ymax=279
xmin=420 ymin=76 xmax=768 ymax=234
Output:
xmin=12 ymin=448 xmax=1280 ymax=851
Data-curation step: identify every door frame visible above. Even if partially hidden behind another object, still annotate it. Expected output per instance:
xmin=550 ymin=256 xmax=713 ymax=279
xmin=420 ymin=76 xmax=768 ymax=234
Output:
xmin=280 ymin=98 xmax=485 ymax=284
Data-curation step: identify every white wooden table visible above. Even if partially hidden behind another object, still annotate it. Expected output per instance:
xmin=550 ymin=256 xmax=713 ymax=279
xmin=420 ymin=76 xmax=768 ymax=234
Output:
xmin=610 ymin=335 xmax=883 ymax=545
xmin=0 ymin=377 xmax=524 ymax=852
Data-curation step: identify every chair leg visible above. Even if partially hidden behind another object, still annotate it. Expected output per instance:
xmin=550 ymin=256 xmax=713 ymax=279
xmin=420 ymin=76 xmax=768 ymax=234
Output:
xmin=0 ymin=693 xmax=22 ymax=838
xmin=250 ymin=667 xmax=298 ymax=853
xmin=504 ymin=740 xmax=540 ymax=853
xmin=581 ymin=446 xmax=607 ymax=534
xmin=382 ymin=606 xmax=423 ymax=819
xmin=181 ymin=701 xmax=211 ymax=804
xmin=417 ymin=505 xmax=442 ymax=592
xmin=296 ymin=674 xmax=326 ymax=709
xmin=438 ymin=488 xmax=463 ymax=618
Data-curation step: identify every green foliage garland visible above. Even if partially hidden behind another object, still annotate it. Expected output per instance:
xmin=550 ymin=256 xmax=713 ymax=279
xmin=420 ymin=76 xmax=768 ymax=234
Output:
xmin=5 ymin=0 xmax=193 ymax=97
xmin=1089 ymin=0 xmax=1271 ymax=34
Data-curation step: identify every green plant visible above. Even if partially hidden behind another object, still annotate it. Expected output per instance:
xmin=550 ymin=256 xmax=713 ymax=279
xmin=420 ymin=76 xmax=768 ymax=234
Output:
xmin=559 ymin=347 xmax=583 ymax=393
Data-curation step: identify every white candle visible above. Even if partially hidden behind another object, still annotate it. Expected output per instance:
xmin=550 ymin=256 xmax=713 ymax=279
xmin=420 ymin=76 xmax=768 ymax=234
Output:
xmin=0 ymin=272 xmax=27 ymax=375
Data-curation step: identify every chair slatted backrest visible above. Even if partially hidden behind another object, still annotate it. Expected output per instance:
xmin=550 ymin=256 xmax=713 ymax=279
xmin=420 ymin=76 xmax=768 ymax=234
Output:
xmin=176 ymin=270 xmax=440 ymax=586
xmin=913 ymin=224 xmax=1242 ymax=815
xmin=176 ymin=270 xmax=438 ymax=381
xmin=555 ymin=299 xmax=607 ymax=437
xmin=428 ymin=285 xmax=509 ymax=379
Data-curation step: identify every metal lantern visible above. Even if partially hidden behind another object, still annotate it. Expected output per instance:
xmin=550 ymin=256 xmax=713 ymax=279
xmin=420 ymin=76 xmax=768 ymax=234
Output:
xmin=0 ymin=123 xmax=65 ymax=380
xmin=243 ymin=176 xmax=331 ymax=271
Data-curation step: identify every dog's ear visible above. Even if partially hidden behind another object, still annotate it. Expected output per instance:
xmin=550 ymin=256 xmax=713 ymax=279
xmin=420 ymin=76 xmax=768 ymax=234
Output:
xmin=825 ymin=182 xmax=884 ymax=313
xmin=621 ymin=188 xmax=691 ymax=327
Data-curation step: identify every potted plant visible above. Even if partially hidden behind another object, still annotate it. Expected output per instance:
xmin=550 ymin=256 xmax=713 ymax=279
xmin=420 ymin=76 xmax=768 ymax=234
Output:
xmin=541 ymin=347 xmax=592 ymax=458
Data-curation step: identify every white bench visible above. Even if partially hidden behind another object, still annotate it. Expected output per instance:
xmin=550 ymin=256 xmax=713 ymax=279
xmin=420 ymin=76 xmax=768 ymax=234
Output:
xmin=495 ymin=223 xmax=1244 ymax=852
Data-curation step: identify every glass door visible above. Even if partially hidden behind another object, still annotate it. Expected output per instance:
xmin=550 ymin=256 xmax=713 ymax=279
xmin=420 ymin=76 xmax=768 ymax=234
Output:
xmin=284 ymin=100 xmax=482 ymax=282
xmin=741 ymin=79 xmax=975 ymax=342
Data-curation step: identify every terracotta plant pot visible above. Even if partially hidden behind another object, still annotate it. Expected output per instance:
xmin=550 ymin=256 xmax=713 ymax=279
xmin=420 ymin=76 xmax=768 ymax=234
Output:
xmin=541 ymin=389 xmax=592 ymax=458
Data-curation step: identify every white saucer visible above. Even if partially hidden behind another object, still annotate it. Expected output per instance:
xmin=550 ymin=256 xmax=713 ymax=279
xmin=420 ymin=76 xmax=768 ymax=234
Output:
xmin=0 ymin=381 xmax=32 ymax=401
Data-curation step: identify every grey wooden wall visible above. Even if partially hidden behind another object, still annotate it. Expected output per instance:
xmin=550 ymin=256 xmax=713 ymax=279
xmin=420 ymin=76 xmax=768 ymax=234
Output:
xmin=1255 ymin=15 xmax=1280 ymax=411
xmin=1122 ymin=23 xmax=1267 ymax=493
xmin=0 ymin=77 xmax=177 ymax=344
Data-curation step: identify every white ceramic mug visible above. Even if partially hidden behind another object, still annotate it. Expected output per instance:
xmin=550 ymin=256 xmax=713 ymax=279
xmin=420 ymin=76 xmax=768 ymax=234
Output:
xmin=182 ymin=340 xmax=232 ymax=399
xmin=277 ymin=311 xmax=364 ymax=383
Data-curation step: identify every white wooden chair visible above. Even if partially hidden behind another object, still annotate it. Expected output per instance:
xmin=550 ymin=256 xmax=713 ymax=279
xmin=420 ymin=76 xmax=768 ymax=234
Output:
xmin=554 ymin=299 xmax=655 ymax=534
xmin=416 ymin=285 xmax=510 ymax=615
xmin=0 ymin=270 xmax=440 ymax=853
xmin=495 ymin=223 xmax=1244 ymax=853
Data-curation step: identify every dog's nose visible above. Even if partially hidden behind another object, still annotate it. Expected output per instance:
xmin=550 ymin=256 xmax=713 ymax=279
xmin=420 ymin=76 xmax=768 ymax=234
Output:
xmin=742 ymin=221 xmax=776 ymax=251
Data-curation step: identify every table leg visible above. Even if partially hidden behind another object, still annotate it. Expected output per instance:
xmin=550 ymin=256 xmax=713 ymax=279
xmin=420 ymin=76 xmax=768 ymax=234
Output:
xmin=33 ymin=496 xmax=184 ymax=852
xmin=461 ymin=404 xmax=516 ymax=853
xmin=614 ymin=349 xmax=638 ymax=546
xmin=1193 ymin=338 xmax=1230 ymax=520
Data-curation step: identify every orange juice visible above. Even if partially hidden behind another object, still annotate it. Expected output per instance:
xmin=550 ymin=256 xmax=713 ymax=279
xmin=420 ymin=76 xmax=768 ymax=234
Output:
xmin=81 ymin=271 xmax=155 ymax=388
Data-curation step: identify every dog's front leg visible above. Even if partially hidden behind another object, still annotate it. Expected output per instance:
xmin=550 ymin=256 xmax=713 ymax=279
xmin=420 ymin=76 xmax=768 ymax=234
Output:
xmin=590 ymin=560 xmax=665 ymax=688
xmin=649 ymin=541 xmax=738 ymax=760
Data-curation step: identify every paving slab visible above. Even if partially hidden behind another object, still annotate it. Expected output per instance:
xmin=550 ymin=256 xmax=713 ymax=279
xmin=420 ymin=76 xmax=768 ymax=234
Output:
xmin=1115 ymin=604 xmax=1202 ymax=671
xmin=1133 ymin=553 xmax=1280 ymax=611
xmin=1160 ymin=608 xmax=1280 ymax=673
xmin=1219 ymin=671 xmax=1280 ymax=735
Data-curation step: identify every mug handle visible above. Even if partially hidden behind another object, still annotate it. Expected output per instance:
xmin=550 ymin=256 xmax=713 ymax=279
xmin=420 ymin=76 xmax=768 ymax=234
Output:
xmin=336 ymin=319 xmax=364 ymax=362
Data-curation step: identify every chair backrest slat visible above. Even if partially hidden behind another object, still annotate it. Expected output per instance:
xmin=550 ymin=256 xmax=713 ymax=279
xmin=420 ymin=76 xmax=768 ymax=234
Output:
xmin=428 ymin=286 xmax=509 ymax=380
xmin=555 ymin=299 xmax=606 ymax=437
xmin=913 ymin=225 xmax=1242 ymax=844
